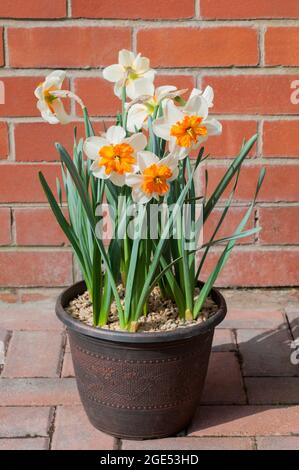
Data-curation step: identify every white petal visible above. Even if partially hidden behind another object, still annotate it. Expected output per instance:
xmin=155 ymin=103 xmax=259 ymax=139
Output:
xmin=152 ymin=117 xmax=172 ymax=140
xmin=125 ymin=132 xmax=147 ymax=152
xmin=83 ymin=136 xmax=108 ymax=160
xmin=127 ymin=104 xmax=149 ymax=132
xmin=127 ymin=77 xmax=154 ymax=100
xmin=119 ymin=50 xmax=135 ymax=67
xmin=160 ymin=152 xmax=179 ymax=171
xmin=46 ymin=70 xmax=66 ymax=83
xmin=169 ymin=139 xmax=189 ymax=159
xmin=155 ymin=85 xmax=177 ymax=101
xmin=168 ymin=166 xmax=179 ymax=181
xmin=202 ymin=85 xmax=214 ymax=108
xmin=184 ymin=95 xmax=208 ymax=120
xmin=133 ymin=54 xmax=150 ymax=73
xmin=34 ymin=84 xmax=43 ymax=100
xmin=159 ymin=153 xmax=179 ymax=181
xmin=132 ymin=186 xmax=152 ymax=204
xmin=43 ymin=75 xmax=64 ymax=91
xmin=112 ymin=81 xmax=122 ymax=99
xmin=37 ymin=102 xmax=59 ymax=124
xmin=106 ymin=126 xmax=126 ymax=145
xmin=126 ymin=174 xmax=143 ymax=187
xmin=103 ymin=64 xmax=125 ymax=83
xmin=90 ymin=160 xmax=109 ymax=179
xmin=165 ymin=100 xmax=184 ymax=124
xmin=52 ymin=100 xmax=71 ymax=125
xmin=137 ymin=151 xmax=159 ymax=173
xmin=143 ymin=70 xmax=156 ymax=82
xmin=205 ymin=118 xmax=222 ymax=136
xmin=109 ymin=173 xmax=126 ymax=187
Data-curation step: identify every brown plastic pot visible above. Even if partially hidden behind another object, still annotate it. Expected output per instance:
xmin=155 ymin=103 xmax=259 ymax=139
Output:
xmin=56 ymin=280 xmax=227 ymax=440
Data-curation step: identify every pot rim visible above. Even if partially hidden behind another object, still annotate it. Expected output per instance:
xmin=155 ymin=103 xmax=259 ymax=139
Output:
xmin=56 ymin=280 xmax=227 ymax=344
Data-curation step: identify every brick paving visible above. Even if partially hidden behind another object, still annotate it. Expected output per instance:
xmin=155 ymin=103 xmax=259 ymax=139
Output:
xmin=0 ymin=289 xmax=298 ymax=450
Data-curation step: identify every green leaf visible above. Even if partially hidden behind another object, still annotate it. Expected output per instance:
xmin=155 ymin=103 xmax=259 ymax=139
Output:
xmin=194 ymin=166 xmax=265 ymax=318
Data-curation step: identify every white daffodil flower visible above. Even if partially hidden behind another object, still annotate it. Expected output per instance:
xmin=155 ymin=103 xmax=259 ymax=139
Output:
xmin=34 ymin=70 xmax=71 ymax=125
xmin=127 ymin=82 xmax=188 ymax=133
xmin=103 ymin=49 xmax=155 ymax=100
xmin=126 ymin=151 xmax=179 ymax=204
xmin=83 ymin=126 xmax=147 ymax=187
xmin=152 ymin=87 xmax=221 ymax=159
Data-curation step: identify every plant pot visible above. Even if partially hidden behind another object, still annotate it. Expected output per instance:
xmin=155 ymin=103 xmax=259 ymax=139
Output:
xmin=56 ymin=280 xmax=227 ymax=440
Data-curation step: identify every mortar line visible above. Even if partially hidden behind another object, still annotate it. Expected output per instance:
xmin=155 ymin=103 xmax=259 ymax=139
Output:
xmin=195 ymin=0 xmax=200 ymax=19
xmin=2 ymin=18 xmax=299 ymax=27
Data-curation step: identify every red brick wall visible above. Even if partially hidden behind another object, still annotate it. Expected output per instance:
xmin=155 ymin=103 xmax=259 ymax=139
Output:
xmin=0 ymin=0 xmax=299 ymax=288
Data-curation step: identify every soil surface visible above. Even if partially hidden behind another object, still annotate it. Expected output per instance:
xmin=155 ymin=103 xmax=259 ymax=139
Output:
xmin=66 ymin=285 xmax=218 ymax=333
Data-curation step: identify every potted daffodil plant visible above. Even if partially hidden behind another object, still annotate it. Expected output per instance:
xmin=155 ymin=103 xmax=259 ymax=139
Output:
xmin=36 ymin=50 xmax=265 ymax=440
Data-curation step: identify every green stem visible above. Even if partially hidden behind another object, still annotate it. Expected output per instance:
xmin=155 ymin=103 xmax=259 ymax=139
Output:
xmin=121 ymin=87 xmax=128 ymax=132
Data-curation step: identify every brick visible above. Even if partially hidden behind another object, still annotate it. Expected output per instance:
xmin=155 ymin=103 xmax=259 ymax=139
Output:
xmin=201 ymin=249 xmax=299 ymax=287
xmin=205 ymin=164 xmax=299 ymax=202
xmin=155 ymin=74 xmax=196 ymax=91
xmin=205 ymin=120 xmax=257 ymax=158
xmin=189 ymin=405 xmax=299 ymax=436
xmin=0 ymin=122 xmax=9 ymax=159
xmin=0 ymin=407 xmax=52 ymax=437
xmin=137 ymin=27 xmax=258 ymax=67
xmin=0 ymin=290 xmax=18 ymax=303
xmin=52 ymin=406 xmax=114 ymax=450
xmin=201 ymin=0 xmax=299 ymax=19
xmin=14 ymin=122 xmax=75 ymax=162
xmin=256 ymin=436 xmax=299 ymax=450
xmin=224 ymin=289 xmax=297 ymax=311
xmin=0 ymin=378 xmax=80 ymax=406
xmin=19 ymin=289 xmax=61 ymax=303
xmin=0 ymin=76 xmax=44 ymax=117
xmin=72 ymin=0 xmax=194 ymax=19
xmin=62 ymin=351 xmax=75 ymax=377
xmin=122 ymin=436 xmax=253 ymax=450
xmin=8 ymin=27 xmax=131 ymax=68
xmin=74 ymin=75 xmax=196 ymax=118
xmin=0 ymin=27 xmax=3 ymax=66
xmin=259 ymin=207 xmax=299 ymax=245
xmin=0 ymin=438 xmax=49 ymax=450
xmin=202 ymin=75 xmax=299 ymax=115
xmin=0 ymin=0 xmax=66 ymax=18
xmin=221 ymin=308 xmax=284 ymax=329
xmin=202 ymin=352 xmax=246 ymax=404
xmin=0 ymin=302 xmax=62 ymax=330
xmin=0 ymin=208 xmax=11 ymax=245
xmin=246 ymin=378 xmax=299 ymax=404
xmin=74 ymin=78 xmax=120 ymax=117
xmin=265 ymin=28 xmax=299 ymax=66
xmin=263 ymin=121 xmax=299 ymax=157
xmin=204 ymin=207 xmax=255 ymax=245
xmin=212 ymin=329 xmax=236 ymax=352
xmin=14 ymin=120 xmax=104 ymax=162
xmin=0 ymin=251 xmax=72 ymax=287
xmin=15 ymin=208 xmax=67 ymax=246
xmin=3 ymin=331 xmax=63 ymax=377
xmin=237 ymin=327 xmax=298 ymax=376
xmin=0 ymin=164 xmax=62 ymax=203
